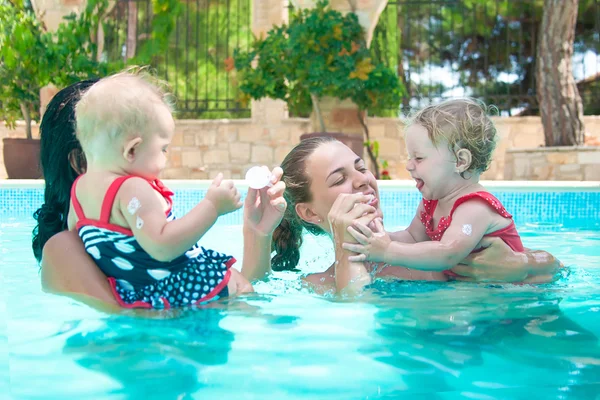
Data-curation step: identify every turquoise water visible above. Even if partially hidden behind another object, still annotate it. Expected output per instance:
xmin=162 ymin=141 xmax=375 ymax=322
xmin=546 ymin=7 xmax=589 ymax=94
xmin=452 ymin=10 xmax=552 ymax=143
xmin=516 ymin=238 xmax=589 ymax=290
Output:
xmin=1 ymin=188 xmax=600 ymax=399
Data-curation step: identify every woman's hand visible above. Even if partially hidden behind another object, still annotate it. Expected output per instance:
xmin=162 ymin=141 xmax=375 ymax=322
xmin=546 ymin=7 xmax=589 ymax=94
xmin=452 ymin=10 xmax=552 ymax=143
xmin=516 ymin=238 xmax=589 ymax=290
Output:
xmin=451 ymin=237 xmax=565 ymax=283
xmin=327 ymin=193 xmax=378 ymax=295
xmin=327 ymin=193 xmax=377 ymax=244
xmin=243 ymin=166 xmax=286 ymax=237
xmin=241 ymin=167 xmax=286 ymax=281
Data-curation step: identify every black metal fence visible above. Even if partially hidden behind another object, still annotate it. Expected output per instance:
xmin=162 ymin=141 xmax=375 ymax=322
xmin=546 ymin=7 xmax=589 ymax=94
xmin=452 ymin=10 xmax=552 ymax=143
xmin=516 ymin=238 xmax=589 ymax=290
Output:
xmin=104 ymin=0 xmax=252 ymax=118
xmin=106 ymin=0 xmax=599 ymax=118
xmin=371 ymin=0 xmax=600 ymax=115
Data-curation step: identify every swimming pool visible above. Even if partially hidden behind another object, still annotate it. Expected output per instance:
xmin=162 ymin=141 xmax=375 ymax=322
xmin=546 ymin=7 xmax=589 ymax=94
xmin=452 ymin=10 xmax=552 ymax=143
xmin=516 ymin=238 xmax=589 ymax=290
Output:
xmin=1 ymin=180 xmax=599 ymax=399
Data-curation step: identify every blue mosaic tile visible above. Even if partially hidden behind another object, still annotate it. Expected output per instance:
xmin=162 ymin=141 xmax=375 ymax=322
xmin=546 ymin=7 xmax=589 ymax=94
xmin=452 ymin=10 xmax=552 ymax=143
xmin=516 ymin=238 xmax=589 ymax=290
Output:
xmin=1 ymin=186 xmax=599 ymax=229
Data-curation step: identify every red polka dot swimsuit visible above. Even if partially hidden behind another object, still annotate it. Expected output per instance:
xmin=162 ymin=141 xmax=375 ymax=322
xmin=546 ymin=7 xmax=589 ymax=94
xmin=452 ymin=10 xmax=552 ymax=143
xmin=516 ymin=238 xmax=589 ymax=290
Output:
xmin=420 ymin=191 xmax=524 ymax=277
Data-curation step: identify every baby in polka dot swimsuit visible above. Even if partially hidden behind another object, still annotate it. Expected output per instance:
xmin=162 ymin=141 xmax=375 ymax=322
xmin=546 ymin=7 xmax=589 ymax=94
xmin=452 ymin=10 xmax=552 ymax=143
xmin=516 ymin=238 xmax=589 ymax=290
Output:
xmin=342 ymin=98 xmax=527 ymax=281
xmin=67 ymin=72 xmax=250 ymax=309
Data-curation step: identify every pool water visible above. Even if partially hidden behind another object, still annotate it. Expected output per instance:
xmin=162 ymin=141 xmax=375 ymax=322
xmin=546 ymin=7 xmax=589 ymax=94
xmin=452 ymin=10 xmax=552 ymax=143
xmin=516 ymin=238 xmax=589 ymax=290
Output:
xmin=1 ymin=185 xmax=600 ymax=399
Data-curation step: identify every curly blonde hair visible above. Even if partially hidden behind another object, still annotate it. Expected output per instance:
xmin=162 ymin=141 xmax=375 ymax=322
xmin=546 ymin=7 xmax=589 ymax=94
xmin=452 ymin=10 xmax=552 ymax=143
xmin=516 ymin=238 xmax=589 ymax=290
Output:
xmin=407 ymin=98 xmax=498 ymax=175
xmin=75 ymin=67 xmax=175 ymax=160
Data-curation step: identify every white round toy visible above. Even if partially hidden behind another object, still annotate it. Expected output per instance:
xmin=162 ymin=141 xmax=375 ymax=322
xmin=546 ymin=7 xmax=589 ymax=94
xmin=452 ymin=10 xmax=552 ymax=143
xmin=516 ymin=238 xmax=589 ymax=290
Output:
xmin=245 ymin=166 xmax=272 ymax=189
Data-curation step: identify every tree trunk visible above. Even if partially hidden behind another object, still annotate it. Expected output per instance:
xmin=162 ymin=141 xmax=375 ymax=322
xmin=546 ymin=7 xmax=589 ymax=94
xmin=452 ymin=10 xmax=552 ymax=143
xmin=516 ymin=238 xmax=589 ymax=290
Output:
xmin=125 ymin=0 xmax=138 ymax=60
xmin=536 ymin=0 xmax=585 ymax=146
xmin=396 ymin=4 xmax=410 ymax=111
xmin=358 ymin=111 xmax=380 ymax=179
xmin=19 ymin=102 xmax=32 ymax=140
xmin=310 ymin=93 xmax=327 ymax=132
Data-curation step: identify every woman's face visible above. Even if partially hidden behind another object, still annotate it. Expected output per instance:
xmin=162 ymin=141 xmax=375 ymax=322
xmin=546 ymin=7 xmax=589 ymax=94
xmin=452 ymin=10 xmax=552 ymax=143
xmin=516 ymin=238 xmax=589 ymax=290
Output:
xmin=303 ymin=141 xmax=382 ymax=226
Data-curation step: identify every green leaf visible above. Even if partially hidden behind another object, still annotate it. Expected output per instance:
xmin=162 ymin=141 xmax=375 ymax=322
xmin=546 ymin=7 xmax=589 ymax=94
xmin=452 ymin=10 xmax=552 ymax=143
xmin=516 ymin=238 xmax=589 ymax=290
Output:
xmin=231 ymin=0 xmax=404 ymax=124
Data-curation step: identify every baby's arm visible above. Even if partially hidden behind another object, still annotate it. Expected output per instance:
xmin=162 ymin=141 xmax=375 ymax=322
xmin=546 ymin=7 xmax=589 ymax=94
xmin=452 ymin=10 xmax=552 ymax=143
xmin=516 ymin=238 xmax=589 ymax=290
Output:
xmin=118 ymin=176 xmax=241 ymax=262
xmin=389 ymin=202 xmax=430 ymax=244
xmin=344 ymin=201 xmax=493 ymax=271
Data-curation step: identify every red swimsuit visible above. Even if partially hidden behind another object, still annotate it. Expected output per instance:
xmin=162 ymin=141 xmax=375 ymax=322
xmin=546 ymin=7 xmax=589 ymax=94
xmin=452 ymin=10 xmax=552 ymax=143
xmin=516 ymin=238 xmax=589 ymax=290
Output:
xmin=71 ymin=175 xmax=234 ymax=309
xmin=420 ymin=191 xmax=524 ymax=277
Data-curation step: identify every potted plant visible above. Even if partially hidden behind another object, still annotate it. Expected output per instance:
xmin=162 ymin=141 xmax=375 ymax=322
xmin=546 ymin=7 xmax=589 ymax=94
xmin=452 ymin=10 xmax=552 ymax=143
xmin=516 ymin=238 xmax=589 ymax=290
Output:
xmin=1 ymin=0 xmax=181 ymax=178
xmin=0 ymin=0 xmax=113 ymax=179
xmin=229 ymin=0 xmax=404 ymax=177
xmin=0 ymin=0 xmax=56 ymax=178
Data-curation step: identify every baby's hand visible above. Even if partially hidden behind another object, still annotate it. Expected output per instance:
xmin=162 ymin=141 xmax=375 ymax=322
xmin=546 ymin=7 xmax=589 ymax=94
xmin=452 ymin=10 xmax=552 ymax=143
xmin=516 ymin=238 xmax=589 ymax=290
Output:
xmin=205 ymin=173 xmax=243 ymax=216
xmin=342 ymin=219 xmax=391 ymax=263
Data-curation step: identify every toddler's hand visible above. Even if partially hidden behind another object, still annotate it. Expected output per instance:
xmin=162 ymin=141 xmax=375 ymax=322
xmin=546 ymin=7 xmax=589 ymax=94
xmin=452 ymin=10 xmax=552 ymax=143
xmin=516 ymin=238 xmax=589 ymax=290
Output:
xmin=205 ymin=173 xmax=243 ymax=216
xmin=342 ymin=219 xmax=391 ymax=263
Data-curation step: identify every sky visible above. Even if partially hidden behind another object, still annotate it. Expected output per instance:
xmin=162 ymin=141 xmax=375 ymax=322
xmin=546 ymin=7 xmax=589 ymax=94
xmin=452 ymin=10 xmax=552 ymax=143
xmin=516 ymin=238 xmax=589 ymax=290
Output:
xmin=405 ymin=50 xmax=599 ymax=115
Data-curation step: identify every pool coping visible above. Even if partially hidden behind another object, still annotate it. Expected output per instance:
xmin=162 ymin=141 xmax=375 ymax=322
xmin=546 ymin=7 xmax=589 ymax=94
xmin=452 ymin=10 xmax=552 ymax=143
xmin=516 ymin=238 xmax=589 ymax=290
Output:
xmin=1 ymin=179 xmax=600 ymax=192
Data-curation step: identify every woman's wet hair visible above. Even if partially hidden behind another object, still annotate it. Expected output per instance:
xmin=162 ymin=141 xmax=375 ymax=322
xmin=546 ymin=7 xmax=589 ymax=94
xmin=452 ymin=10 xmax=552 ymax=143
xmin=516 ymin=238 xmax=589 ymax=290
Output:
xmin=32 ymin=80 xmax=98 ymax=263
xmin=271 ymin=136 xmax=337 ymax=271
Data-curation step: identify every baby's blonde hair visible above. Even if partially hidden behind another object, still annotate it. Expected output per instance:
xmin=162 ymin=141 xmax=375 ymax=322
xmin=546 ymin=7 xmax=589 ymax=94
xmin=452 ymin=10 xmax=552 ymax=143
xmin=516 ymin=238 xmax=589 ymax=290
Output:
xmin=408 ymin=98 xmax=498 ymax=174
xmin=75 ymin=68 xmax=174 ymax=159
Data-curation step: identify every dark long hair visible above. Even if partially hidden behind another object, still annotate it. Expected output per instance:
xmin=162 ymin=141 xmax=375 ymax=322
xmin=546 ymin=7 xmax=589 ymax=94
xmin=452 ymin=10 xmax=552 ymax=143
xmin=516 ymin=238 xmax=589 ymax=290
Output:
xmin=32 ymin=80 xmax=98 ymax=262
xmin=271 ymin=136 xmax=337 ymax=271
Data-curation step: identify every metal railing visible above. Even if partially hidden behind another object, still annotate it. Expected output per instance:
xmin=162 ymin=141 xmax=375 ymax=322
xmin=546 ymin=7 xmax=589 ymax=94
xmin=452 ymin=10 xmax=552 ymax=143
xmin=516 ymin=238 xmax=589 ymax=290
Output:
xmin=104 ymin=0 xmax=252 ymax=118
xmin=106 ymin=0 xmax=599 ymax=118
xmin=371 ymin=0 xmax=600 ymax=115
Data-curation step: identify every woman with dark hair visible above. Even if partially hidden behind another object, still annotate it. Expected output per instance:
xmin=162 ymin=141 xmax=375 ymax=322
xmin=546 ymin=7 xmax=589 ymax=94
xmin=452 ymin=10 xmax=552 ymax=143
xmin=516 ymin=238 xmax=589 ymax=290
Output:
xmin=33 ymin=80 xmax=287 ymax=309
xmin=32 ymin=80 xmax=96 ymax=263
xmin=31 ymin=80 xmax=119 ymax=309
xmin=242 ymin=136 xmax=563 ymax=294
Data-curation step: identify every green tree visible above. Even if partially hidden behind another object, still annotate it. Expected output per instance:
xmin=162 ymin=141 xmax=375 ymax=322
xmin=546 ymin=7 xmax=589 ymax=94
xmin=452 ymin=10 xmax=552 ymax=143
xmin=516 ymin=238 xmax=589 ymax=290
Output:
xmin=0 ymin=0 xmax=180 ymax=137
xmin=0 ymin=0 xmax=117 ymax=138
xmin=232 ymin=1 xmax=404 ymax=123
xmin=231 ymin=0 xmax=405 ymax=177
xmin=370 ymin=0 xmax=598 ymax=114
xmin=0 ymin=0 xmax=56 ymax=138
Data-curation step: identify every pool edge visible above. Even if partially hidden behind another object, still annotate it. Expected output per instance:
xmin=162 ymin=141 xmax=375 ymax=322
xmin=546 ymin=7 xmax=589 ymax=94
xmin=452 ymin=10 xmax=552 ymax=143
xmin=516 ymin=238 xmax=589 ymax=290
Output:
xmin=1 ymin=179 xmax=599 ymax=192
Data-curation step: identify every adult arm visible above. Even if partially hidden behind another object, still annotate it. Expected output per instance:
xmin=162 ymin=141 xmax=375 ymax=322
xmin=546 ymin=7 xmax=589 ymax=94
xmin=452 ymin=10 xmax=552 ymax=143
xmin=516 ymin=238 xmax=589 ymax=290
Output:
xmin=241 ymin=167 xmax=287 ymax=281
xmin=388 ymin=202 xmax=563 ymax=282
xmin=40 ymin=230 xmax=120 ymax=312
xmin=453 ymin=237 xmax=565 ymax=283
xmin=328 ymin=193 xmax=378 ymax=295
xmin=305 ymin=201 xmax=446 ymax=291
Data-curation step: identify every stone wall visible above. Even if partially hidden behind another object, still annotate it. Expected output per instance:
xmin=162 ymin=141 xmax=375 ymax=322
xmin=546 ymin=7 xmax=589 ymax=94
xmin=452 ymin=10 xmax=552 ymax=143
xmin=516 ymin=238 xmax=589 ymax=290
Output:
xmin=493 ymin=116 xmax=600 ymax=181
xmin=2 ymin=115 xmax=599 ymax=180
xmin=160 ymin=112 xmax=310 ymax=179
xmin=362 ymin=115 xmax=600 ymax=181
xmin=505 ymin=147 xmax=600 ymax=181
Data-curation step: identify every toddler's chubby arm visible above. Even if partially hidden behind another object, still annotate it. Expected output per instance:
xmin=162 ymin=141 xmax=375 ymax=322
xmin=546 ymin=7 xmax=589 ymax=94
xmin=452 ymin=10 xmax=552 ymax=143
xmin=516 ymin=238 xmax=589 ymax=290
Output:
xmin=118 ymin=174 xmax=242 ymax=262
xmin=343 ymin=201 xmax=493 ymax=271
xmin=388 ymin=202 xmax=430 ymax=244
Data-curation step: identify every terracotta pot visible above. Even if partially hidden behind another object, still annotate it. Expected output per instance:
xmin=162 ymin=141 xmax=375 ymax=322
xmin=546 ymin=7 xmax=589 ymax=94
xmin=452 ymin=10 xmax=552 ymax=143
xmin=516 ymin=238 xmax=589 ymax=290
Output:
xmin=300 ymin=132 xmax=364 ymax=157
xmin=2 ymin=138 xmax=43 ymax=179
